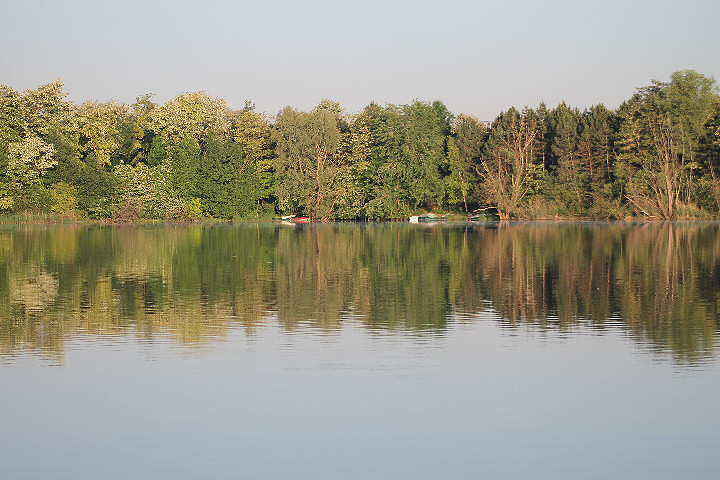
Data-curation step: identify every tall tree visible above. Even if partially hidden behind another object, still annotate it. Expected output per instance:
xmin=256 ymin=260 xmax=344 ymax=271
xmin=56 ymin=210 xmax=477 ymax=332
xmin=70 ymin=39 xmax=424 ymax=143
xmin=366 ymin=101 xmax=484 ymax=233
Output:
xmin=229 ymin=107 xmax=275 ymax=216
xmin=447 ymin=114 xmax=486 ymax=213
xmin=579 ymin=104 xmax=619 ymax=215
xmin=348 ymin=102 xmax=408 ymax=219
xmin=149 ymin=91 xmax=230 ymax=148
xmin=697 ymin=100 xmax=720 ymax=211
xmin=402 ymin=100 xmax=452 ymax=210
xmin=20 ymin=80 xmax=74 ymax=138
xmin=0 ymin=81 xmax=77 ymax=212
xmin=2 ymin=136 xmax=56 ymax=211
xmin=479 ymin=107 xmax=543 ymax=219
xmin=549 ymin=102 xmax=584 ymax=213
xmin=0 ymin=85 xmax=23 ymax=147
xmin=75 ymin=101 xmax=128 ymax=166
xmin=273 ymin=100 xmax=346 ymax=220
xmin=198 ymin=134 xmax=256 ymax=218
xmin=616 ymin=70 xmax=718 ymax=219
xmin=169 ymin=135 xmax=201 ymax=201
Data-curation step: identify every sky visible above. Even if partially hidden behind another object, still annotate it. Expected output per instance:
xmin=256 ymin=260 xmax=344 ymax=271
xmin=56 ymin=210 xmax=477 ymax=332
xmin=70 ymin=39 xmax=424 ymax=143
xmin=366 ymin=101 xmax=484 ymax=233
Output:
xmin=2 ymin=0 xmax=719 ymax=121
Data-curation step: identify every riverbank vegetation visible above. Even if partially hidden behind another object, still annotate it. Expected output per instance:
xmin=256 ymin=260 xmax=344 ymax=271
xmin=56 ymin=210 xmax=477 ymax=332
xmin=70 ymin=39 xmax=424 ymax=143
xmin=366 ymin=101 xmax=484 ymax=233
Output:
xmin=1 ymin=70 xmax=719 ymax=220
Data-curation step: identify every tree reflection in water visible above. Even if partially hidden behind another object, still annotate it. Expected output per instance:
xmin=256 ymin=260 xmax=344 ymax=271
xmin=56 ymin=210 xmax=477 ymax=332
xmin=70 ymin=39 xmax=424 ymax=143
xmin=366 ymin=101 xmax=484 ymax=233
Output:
xmin=1 ymin=222 xmax=719 ymax=364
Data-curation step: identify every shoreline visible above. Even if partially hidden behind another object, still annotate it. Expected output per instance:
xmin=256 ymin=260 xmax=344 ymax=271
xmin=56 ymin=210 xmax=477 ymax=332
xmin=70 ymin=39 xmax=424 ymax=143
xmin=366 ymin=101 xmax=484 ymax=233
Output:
xmin=3 ymin=215 xmax=720 ymax=226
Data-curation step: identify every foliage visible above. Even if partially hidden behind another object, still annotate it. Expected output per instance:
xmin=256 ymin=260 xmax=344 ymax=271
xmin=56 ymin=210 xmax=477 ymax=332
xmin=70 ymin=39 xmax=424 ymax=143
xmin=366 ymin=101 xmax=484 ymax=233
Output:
xmin=49 ymin=182 xmax=79 ymax=216
xmin=479 ymin=107 xmax=543 ymax=219
xmin=19 ymin=80 xmax=74 ymax=137
xmin=7 ymin=135 xmax=57 ymax=184
xmin=346 ymin=100 xmax=452 ymax=219
xmin=114 ymin=162 xmax=179 ymax=220
xmin=75 ymin=154 xmax=116 ymax=218
xmin=349 ymin=102 xmax=410 ymax=219
xmin=273 ymin=101 xmax=346 ymax=219
xmin=616 ymin=70 xmax=718 ymax=219
xmin=76 ymin=101 xmax=128 ymax=165
xmin=445 ymin=114 xmax=485 ymax=212
xmin=2 ymin=136 xmax=57 ymax=211
xmin=0 ymin=71 xmax=718 ymax=220
xmin=149 ymin=91 xmax=230 ymax=147
xmin=198 ymin=134 xmax=258 ymax=219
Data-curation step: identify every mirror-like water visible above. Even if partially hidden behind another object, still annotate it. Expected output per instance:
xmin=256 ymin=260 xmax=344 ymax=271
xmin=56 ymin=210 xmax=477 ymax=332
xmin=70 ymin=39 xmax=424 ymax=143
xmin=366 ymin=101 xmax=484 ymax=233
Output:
xmin=1 ymin=222 xmax=719 ymax=479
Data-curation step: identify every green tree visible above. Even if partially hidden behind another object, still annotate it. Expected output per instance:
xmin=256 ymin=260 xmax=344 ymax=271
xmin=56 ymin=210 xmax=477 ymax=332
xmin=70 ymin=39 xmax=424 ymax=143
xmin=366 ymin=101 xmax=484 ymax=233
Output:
xmin=0 ymin=81 xmax=79 ymax=213
xmin=127 ymin=93 xmax=157 ymax=165
xmin=401 ymin=100 xmax=451 ymax=211
xmin=1 ymin=136 xmax=56 ymax=211
xmin=149 ymin=91 xmax=230 ymax=148
xmin=616 ymin=70 xmax=718 ymax=219
xmin=479 ymin=107 xmax=543 ymax=219
xmin=75 ymin=101 xmax=129 ymax=166
xmin=146 ymin=135 xmax=167 ymax=167
xmin=697 ymin=100 xmax=720 ymax=211
xmin=0 ymin=85 xmax=24 ymax=147
xmin=19 ymin=80 xmax=74 ymax=138
xmin=198 ymin=134 xmax=258 ymax=219
xmin=349 ymin=103 xmax=409 ymax=219
xmin=169 ymin=135 xmax=201 ymax=201
xmin=229 ymin=107 xmax=275 ymax=216
xmin=113 ymin=162 xmax=190 ymax=220
xmin=347 ymin=101 xmax=451 ymax=219
xmin=0 ymin=85 xmax=24 ymax=210
xmin=449 ymin=114 xmax=486 ymax=213
xmin=273 ymin=101 xmax=346 ymax=219
xmin=75 ymin=153 xmax=117 ymax=218
xmin=579 ymin=104 xmax=619 ymax=216
xmin=548 ymin=102 xmax=585 ymax=213
xmin=445 ymin=137 xmax=471 ymax=212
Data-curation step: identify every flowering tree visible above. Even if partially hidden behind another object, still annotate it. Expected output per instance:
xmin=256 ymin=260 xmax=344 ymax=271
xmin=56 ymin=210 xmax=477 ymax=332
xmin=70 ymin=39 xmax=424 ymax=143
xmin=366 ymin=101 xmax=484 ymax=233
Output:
xmin=1 ymin=136 xmax=57 ymax=210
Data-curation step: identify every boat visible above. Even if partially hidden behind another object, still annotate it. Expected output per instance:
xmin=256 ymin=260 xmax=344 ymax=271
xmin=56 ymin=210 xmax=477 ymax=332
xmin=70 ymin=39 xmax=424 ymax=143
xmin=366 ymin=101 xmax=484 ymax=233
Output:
xmin=409 ymin=213 xmax=449 ymax=223
xmin=274 ymin=215 xmax=311 ymax=224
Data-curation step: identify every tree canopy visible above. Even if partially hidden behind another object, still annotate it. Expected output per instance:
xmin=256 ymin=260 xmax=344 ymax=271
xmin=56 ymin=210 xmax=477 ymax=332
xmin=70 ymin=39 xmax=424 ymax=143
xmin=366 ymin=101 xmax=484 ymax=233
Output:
xmin=1 ymin=70 xmax=718 ymax=220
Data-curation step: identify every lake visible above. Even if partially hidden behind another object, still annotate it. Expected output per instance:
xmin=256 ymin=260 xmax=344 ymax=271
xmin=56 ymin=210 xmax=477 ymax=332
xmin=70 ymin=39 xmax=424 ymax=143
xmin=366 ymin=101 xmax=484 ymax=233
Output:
xmin=1 ymin=222 xmax=719 ymax=479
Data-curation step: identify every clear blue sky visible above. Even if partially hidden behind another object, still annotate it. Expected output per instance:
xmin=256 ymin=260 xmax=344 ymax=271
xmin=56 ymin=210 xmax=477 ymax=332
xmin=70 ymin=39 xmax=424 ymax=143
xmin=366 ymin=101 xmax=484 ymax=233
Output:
xmin=2 ymin=0 xmax=718 ymax=120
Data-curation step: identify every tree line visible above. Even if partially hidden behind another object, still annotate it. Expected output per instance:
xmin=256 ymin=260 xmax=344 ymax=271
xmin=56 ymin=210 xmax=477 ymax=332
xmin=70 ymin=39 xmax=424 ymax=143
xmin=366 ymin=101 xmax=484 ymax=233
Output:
xmin=1 ymin=69 xmax=719 ymax=220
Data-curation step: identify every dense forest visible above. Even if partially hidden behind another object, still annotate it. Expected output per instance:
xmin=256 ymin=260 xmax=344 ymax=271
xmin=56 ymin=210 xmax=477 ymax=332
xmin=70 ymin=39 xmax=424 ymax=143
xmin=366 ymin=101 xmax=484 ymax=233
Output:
xmin=1 ymin=69 xmax=719 ymax=221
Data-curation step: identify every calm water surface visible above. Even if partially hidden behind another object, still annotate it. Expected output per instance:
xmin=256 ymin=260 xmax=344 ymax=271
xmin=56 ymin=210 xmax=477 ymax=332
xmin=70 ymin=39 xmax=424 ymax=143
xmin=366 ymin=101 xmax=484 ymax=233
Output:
xmin=1 ymin=222 xmax=719 ymax=479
